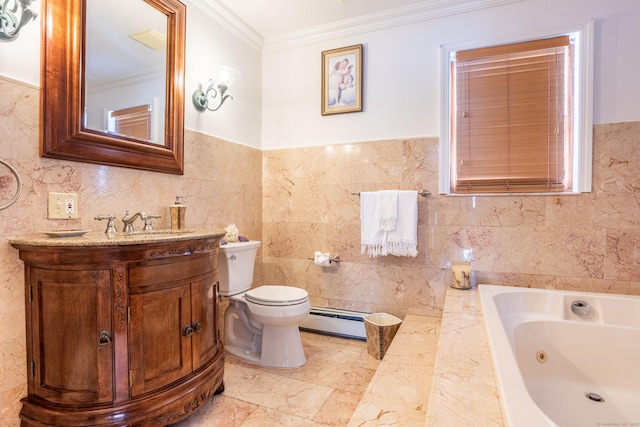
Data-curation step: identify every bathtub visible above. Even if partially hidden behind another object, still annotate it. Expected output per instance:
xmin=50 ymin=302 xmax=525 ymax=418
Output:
xmin=478 ymin=284 xmax=640 ymax=427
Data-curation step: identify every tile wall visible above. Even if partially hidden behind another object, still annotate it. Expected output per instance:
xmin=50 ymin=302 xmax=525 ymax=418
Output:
xmin=0 ymin=77 xmax=262 ymax=424
xmin=262 ymin=121 xmax=640 ymax=317
xmin=2 ymin=75 xmax=640 ymax=424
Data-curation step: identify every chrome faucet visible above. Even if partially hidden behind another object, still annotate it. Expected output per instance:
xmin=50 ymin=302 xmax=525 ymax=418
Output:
xmin=122 ymin=211 xmax=143 ymax=232
xmin=121 ymin=211 xmax=161 ymax=233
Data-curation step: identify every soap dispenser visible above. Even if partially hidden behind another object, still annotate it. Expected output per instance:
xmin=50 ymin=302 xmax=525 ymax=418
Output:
xmin=170 ymin=196 xmax=186 ymax=230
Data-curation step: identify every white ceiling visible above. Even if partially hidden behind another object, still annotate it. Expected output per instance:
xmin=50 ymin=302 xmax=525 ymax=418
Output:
xmin=212 ymin=0 xmax=431 ymax=39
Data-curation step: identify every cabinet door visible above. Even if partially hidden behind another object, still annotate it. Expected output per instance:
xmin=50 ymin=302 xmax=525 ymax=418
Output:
xmin=129 ymin=285 xmax=193 ymax=396
xmin=30 ymin=268 xmax=113 ymax=404
xmin=190 ymin=275 xmax=219 ymax=369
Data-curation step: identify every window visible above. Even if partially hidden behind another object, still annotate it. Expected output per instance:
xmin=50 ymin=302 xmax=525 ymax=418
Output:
xmin=109 ymin=104 xmax=152 ymax=141
xmin=439 ymin=21 xmax=594 ymax=194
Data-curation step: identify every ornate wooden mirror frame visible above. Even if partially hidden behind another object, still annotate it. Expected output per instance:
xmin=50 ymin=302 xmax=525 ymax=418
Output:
xmin=40 ymin=0 xmax=186 ymax=174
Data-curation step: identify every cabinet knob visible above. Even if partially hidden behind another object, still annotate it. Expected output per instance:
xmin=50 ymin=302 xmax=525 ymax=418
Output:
xmin=98 ymin=331 xmax=111 ymax=346
xmin=193 ymin=321 xmax=203 ymax=334
xmin=183 ymin=325 xmax=194 ymax=337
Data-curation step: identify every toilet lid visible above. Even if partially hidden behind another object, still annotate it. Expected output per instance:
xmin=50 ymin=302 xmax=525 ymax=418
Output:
xmin=244 ymin=285 xmax=309 ymax=306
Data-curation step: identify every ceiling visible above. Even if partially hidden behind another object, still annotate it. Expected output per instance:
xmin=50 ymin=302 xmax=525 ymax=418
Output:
xmin=212 ymin=0 xmax=431 ymax=39
xmin=86 ymin=0 xmax=511 ymax=83
xmin=88 ymin=0 xmax=434 ymax=85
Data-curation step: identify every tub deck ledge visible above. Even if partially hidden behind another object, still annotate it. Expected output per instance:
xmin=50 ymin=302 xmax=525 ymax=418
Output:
xmin=348 ymin=286 xmax=504 ymax=426
xmin=347 ymin=314 xmax=441 ymax=426
xmin=425 ymin=286 xmax=504 ymax=426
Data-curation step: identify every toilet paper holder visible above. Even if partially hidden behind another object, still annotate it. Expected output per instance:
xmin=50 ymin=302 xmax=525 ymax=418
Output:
xmin=307 ymin=255 xmax=341 ymax=263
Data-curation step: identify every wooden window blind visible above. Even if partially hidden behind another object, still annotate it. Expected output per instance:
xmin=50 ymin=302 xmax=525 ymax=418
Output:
xmin=111 ymin=105 xmax=152 ymax=141
xmin=451 ymin=36 xmax=574 ymax=193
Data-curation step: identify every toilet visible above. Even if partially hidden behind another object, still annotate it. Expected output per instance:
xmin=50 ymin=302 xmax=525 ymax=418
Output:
xmin=218 ymin=240 xmax=310 ymax=368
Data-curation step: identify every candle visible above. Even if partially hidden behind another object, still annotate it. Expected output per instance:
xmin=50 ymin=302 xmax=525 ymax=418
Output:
xmin=451 ymin=262 xmax=472 ymax=289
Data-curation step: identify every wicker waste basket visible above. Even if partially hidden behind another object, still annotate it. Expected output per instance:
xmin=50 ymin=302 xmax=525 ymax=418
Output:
xmin=364 ymin=313 xmax=402 ymax=359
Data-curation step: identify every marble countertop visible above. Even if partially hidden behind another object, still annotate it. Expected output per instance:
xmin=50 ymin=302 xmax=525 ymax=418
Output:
xmin=9 ymin=228 xmax=225 ymax=247
xmin=425 ymin=286 xmax=504 ymax=426
xmin=347 ymin=285 xmax=505 ymax=426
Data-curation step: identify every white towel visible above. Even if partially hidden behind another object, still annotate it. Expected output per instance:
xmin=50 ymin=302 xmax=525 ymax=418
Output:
xmin=360 ymin=190 xmax=418 ymax=257
xmin=360 ymin=192 xmax=386 ymax=257
xmin=377 ymin=190 xmax=398 ymax=231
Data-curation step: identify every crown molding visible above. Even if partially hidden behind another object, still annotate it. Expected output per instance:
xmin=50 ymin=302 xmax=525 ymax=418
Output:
xmin=189 ymin=0 xmax=264 ymax=53
xmin=194 ymin=0 xmax=522 ymax=54
xmin=265 ymin=0 xmax=521 ymax=52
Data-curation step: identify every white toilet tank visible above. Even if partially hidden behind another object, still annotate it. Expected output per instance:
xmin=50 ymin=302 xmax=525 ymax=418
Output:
xmin=218 ymin=240 xmax=261 ymax=296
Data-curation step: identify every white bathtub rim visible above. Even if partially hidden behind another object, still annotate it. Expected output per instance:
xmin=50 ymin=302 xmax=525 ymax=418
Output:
xmin=479 ymin=284 xmax=556 ymax=427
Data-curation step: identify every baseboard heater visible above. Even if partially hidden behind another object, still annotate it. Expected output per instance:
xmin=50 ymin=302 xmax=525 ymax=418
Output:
xmin=299 ymin=306 xmax=369 ymax=340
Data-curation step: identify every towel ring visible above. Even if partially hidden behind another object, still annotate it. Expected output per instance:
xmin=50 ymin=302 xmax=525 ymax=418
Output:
xmin=0 ymin=159 xmax=23 ymax=211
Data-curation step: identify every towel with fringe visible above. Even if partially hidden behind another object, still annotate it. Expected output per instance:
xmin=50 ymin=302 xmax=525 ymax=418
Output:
xmin=360 ymin=190 xmax=418 ymax=257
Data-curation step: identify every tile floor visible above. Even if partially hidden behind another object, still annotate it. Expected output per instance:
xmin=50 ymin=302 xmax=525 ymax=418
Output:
xmin=176 ymin=332 xmax=380 ymax=427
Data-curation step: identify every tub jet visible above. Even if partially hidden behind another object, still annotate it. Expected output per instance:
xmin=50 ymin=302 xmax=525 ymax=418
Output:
xmin=536 ymin=350 xmax=548 ymax=363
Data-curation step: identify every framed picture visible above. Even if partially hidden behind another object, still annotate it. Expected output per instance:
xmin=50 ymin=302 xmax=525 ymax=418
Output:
xmin=321 ymin=44 xmax=363 ymax=115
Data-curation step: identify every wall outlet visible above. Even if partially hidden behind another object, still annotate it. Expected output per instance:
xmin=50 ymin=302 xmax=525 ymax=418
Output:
xmin=48 ymin=192 xmax=79 ymax=219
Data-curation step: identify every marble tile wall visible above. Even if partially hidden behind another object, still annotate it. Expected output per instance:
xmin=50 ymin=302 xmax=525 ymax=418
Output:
xmin=262 ymin=121 xmax=640 ymax=318
xmin=2 ymin=74 xmax=640 ymax=425
xmin=0 ymin=77 xmax=262 ymax=425
xmin=262 ymin=139 xmax=447 ymax=318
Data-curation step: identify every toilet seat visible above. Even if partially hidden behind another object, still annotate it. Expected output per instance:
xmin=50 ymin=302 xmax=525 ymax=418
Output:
xmin=244 ymin=285 xmax=309 ymax=306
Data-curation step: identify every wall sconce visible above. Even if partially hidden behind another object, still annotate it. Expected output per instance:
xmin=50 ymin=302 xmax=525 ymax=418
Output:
xmin=192 ymin=66 xmax=241 ymax=112
xmin=0 ymin=0 xmax=38 ymax=41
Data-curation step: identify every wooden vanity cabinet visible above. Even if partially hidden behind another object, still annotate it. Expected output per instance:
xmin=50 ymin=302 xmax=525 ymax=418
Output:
xmin=12 ymin=234 xmax=225 ymax=427
xmin=128 ymin=256 xmax=220 ymax=396
xmin=29 ymin=267 xmax=114 ymax=405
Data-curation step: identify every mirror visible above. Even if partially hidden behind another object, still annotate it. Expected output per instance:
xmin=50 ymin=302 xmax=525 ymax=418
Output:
xmin=40 ymin=0 xmax=185 ymax=174
xmin=84 ymin=0 xmax=168 ymax=145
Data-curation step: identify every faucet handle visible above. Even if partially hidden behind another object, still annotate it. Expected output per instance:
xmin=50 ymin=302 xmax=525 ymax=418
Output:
xmin=94 ymin=214 xmax=117 ymax=234
xmin=143 ymin=214 xmax=162 ymax=231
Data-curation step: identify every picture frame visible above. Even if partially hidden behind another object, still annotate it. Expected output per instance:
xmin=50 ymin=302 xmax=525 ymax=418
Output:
xmin=321 ymin=44 xmax=363 ymax=115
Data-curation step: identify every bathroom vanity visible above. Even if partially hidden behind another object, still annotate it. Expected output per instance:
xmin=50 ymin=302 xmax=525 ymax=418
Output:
xmin=10 ymin=230 xmax=225 ymax=426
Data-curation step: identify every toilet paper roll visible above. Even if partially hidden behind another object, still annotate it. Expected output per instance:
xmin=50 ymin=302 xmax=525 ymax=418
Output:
xmin=314 ymin=251 xmax=332 ymax=267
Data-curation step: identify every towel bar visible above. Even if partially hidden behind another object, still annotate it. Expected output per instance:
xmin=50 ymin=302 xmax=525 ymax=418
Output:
xmin=351 ymin=189 xmax=430 ymax=197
